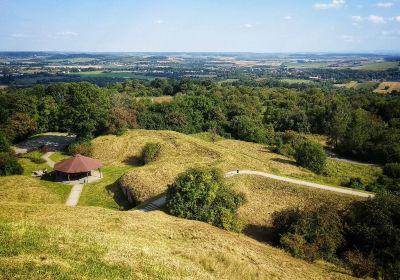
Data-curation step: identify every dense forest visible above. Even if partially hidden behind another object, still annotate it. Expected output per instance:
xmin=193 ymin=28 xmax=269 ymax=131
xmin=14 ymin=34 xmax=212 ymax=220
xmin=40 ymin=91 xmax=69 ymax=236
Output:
xmin=1 ymin=78 xmax=399 ymax=187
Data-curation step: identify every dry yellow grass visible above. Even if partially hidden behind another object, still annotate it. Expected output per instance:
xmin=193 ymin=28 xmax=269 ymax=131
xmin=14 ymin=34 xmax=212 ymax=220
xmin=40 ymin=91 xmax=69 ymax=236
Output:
xmin=0 ymin=175 xmax=70 ymax=204
xmin=228 ymin=176 xmax=359 ymax=240
xmin=334 ymin=81 xmax=358 ymax=89
xmin=0 ymin=202 xmax=358 ymax=280
xmin=373 ymin=82 xmax=400 ymax=94
xmin=91 ymin=129 xmax=380 ymax=203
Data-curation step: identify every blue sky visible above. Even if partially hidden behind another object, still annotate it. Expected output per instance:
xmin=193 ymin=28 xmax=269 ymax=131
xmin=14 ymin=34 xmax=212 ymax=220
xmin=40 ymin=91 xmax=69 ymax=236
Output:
xmin=0 ymin=0 xmax=399 ymax=52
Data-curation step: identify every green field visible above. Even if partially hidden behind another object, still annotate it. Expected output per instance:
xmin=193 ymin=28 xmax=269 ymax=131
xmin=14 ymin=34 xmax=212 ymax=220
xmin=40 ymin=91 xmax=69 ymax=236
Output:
xmin=352 ymin=61 xmax=399 ymax=71
xmin=68 ymin=71 xmax=156 ymax=80
xmin=280 ymin=78 xmax=314 ymax=84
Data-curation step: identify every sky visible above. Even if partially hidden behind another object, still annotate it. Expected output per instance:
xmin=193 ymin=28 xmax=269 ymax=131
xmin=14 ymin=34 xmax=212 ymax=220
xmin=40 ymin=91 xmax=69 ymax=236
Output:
xmin=0 ymin=0 xmax=400 ymax=53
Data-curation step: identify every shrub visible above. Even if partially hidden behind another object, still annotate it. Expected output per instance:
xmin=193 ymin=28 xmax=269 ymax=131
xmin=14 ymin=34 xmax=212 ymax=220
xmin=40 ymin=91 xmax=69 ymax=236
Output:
xmin=105 ymin=107 xmax=137 ymax=136
xmin=141 ymin=143 xmax=161 ymax=164
xmin=67 ymin=141 xmax=93 ymax=156
xmin=272 ymin=203 xmax=343 ymax=262
xmin=294 ymin=140 xmax=327 ymax=174
xmin=383 ymin=163 xmax=400 ymax=179
xmin=344 ymin=250 xmax=376 ymax=278
xmin=230 ymin=115 xmax=267 ymax=143
xmin=0 ymin=152 xmax=23 ymax=176
xmin=345 ymin=177 xmax=366 ymax=190
xmin=0 ymin=133 xmax=11 ymax=153
xmin=342 ymin=194 xmax=400 ymax=279
xmin=21 ymin=151 xmax=46 ymax=164
xmin=166 ymin=167 xmax=245 ymax=231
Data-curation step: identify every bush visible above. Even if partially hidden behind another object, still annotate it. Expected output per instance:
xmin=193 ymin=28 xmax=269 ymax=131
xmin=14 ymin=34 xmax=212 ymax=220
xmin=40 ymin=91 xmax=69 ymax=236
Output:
xmin=21 ymin=151 xmax=46 ymax=164
xmin=345 ymin=177 xmax=366 ymax=190
xmin=294 ymin=140 xmax=327 ymax=174
xmin=272 ymin=203 xmax=343 ymax=262
xmin=105 ymin=107 xmax=137 ymax=136
xmin=0 ymin=133 xmax=11 ymax=153
xmin=166 ymin=167 xmax=245 ymax=231
xmin=141 ymin=143 xmax=161 ymax=164
xmin=383 ymin=163 xmax=400 ymax=179
xmin=67 ymin=141 xmax=93 ymax=156
xmin=342 ymin=194 xmax=400 ymax=279
xmin=344 ymin=250 xmax=376 ymax=278
xmin=0 ymin=152 xmax=23 ymax=176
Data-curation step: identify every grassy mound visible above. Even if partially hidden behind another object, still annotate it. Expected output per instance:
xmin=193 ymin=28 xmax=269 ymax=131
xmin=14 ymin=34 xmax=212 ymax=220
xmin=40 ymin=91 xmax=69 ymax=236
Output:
xmin=0 ymin=176 xmax=71 ymax=204
xmin=228 ymin=176 xmax=359 ymax=241
xmin=0 ymin=202 xmax=357 ymax=280
xmin=91 ymin=130 xmax=380 ymax=204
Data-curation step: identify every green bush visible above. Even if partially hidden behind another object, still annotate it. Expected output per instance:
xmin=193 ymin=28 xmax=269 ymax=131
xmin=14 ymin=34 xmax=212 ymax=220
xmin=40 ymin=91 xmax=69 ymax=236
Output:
xmin=342 ymin=194 xmax=400 ymax=279
xmin=345 ymin=177 xmax=366 ymax=190
xmin=0 ymin=152 xmax=23 ymax=176
xmin=166 ymin=167 xmax=245 ymax=232
xmin=294 ymin=140 xmax=327 ymax=174
xmin=272 ymin=203 xmax=343 ymax=262
xmin=0 ymin=133 xmax=11 ymax=153
xmin=383 ymin=163 xmax=400 ymax=179
xmin=67 ymin=141 xmax=93 ymax=156
xmin=141 ymin=143 xmax=161 ymax=164
xmin=21 ymin=151 xmax=46 ymax=164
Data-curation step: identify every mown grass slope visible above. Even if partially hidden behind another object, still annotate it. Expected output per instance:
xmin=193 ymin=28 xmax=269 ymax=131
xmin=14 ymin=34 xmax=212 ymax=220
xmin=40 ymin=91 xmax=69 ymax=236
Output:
xmin=0 ymin=202 xmax=358 ymax=280
xmin=91 ymin=129 xmax=380 ymax=204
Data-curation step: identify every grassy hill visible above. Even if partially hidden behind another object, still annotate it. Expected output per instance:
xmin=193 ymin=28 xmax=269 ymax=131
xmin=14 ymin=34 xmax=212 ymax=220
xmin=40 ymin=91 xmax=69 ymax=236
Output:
xmin=90 ymin=130 xmax=379 ymax=204
xmin=0 ymin=202 xmax=357 ymax=280
xmin=0 ymin=129 xmax=378 ymax=279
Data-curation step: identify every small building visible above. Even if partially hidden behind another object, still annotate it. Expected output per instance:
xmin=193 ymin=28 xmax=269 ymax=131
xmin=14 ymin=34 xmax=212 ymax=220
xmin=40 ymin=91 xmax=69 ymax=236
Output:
xmin=54 ymin=154 xmax=102 ymax=182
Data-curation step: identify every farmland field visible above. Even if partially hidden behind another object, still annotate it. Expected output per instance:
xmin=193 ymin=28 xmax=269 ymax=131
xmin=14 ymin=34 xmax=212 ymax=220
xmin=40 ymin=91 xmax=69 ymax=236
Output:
xmin=68 ymin=70 xmax=156 ymax=80
xmin=374 ymin=81 xmax=400 ymax=94
xmin=352 ymin=61 xmax=399 ymax=71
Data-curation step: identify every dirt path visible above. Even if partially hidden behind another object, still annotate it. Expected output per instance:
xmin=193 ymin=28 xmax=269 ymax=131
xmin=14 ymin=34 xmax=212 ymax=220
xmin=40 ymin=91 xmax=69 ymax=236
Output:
xmin=137 ymin=169 xmax=374 ymax=212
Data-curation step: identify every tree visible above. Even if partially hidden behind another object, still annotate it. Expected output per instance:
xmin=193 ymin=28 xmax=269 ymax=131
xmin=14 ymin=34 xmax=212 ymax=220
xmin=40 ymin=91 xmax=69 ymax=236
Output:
xmin=3 ymin=112 xmax=37 ymax=142
xmin=230 ymin=115 xmax=267 ymax=143
xmin=0 ymin=152 xmax=23 ymax=176
xmin=294 ymin=140 xmax=327 ymax=174
xmin=342 ymin=194 xmax=400 ymax=279
xmin=272 ymin=203 xmax=343 ymax=262
xmin=58 ymin=83 xmax=110 ymax=140
xmin=105 ymin=107 xmax=137 ymax=136
xmin=166 ymin=167 xmax=245 ymax=231
xmin=0 ymin=133 xmax=11 ymax=153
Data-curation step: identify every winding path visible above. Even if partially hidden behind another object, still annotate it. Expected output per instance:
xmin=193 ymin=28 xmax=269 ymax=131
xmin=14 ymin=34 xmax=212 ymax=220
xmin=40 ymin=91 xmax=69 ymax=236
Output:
xmin=137 ymin=170 xmax=374 ymax=212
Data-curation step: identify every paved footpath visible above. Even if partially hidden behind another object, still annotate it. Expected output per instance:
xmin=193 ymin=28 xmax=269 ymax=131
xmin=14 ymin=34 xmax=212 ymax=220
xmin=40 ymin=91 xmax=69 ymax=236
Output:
xmin=137 ymin=169 xmax=374 ymax=212
xmin=65 ymin=184 xmax=84 ymax=207
xmin=41 ymin=151 xmax=84 ymax=207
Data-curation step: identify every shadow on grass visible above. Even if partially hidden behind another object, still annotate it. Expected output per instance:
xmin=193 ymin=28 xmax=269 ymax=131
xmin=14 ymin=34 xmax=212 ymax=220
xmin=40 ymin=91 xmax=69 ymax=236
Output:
xmin=123 ymin=156 xmax=144 ymax=167
xmin=243 ymin=224 xmax=277 ymax=246
xmin=105 ymin=182 xmax=135 ymax=211
xmin=271 ymin=157 xmax=297 ymax=166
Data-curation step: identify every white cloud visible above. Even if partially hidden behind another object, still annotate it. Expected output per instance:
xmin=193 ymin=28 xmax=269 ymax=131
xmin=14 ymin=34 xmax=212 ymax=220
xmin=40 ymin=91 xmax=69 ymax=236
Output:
xmin=154 ymin=19 xmax=163 ymax=24
xmin=283 ymin=15 xmax=292 ymax=20
xmin=396 ymin=16 xmax=400 ymax=22
xmin=351 ymin=15 xmax=363 ymax=24
xmin=10 ymin=33 xmax=27 ymax=38
xmin=377 ymin=2 xmax=394 ymax=8
xmin=368 ymin=15 xmax=385 ymax=23
xmin=243 ymin=23 xmax=253 ymax=28
xmin=313 ymin=0 xmax=345 ymax=10
xmin=55 ymin=31 xmax=78 ymax=37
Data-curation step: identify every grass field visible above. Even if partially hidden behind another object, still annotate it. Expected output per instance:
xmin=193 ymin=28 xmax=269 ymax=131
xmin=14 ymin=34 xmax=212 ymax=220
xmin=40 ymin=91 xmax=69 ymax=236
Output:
xmin=68 ymin=71 xmax=156 ymax=80
xmin=280 ymin=78 xmax=314 ymax=84
xmin=0 ymin=202 xmax=357 ymax=279
xmin=352 ymin=61 xmax=399 ymax=71
xmin=228 ymin=176 xmax=359 ymax=241
xmin=374 ymin=81 xmax=400 ymax=94
xmin=334 ymin=81 xmax=379 ymax=91
xmin=92 ymin=130 xmax=380 ymax=204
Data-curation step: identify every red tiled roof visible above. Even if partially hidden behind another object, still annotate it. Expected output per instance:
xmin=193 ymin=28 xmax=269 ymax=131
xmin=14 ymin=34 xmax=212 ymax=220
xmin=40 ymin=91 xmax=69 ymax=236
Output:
xmin=54 ymin=154 xmax=102 ymax=173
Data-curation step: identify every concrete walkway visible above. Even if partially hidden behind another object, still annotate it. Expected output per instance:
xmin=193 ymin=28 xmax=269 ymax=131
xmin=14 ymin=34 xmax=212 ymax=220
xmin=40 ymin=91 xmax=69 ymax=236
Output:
xmin=137 ymin=169 xmax=374 ymax=212
xmin=65 ymin=184 xmax=84 ymax=207
xmin=42 ymin=152 xmax=55 ymax=168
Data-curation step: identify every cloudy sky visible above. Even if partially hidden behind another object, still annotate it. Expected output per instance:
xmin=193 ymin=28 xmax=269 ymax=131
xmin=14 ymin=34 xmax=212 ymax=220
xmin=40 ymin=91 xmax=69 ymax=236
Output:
xmin=0 ymin=0 xmax=399 ymax=52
